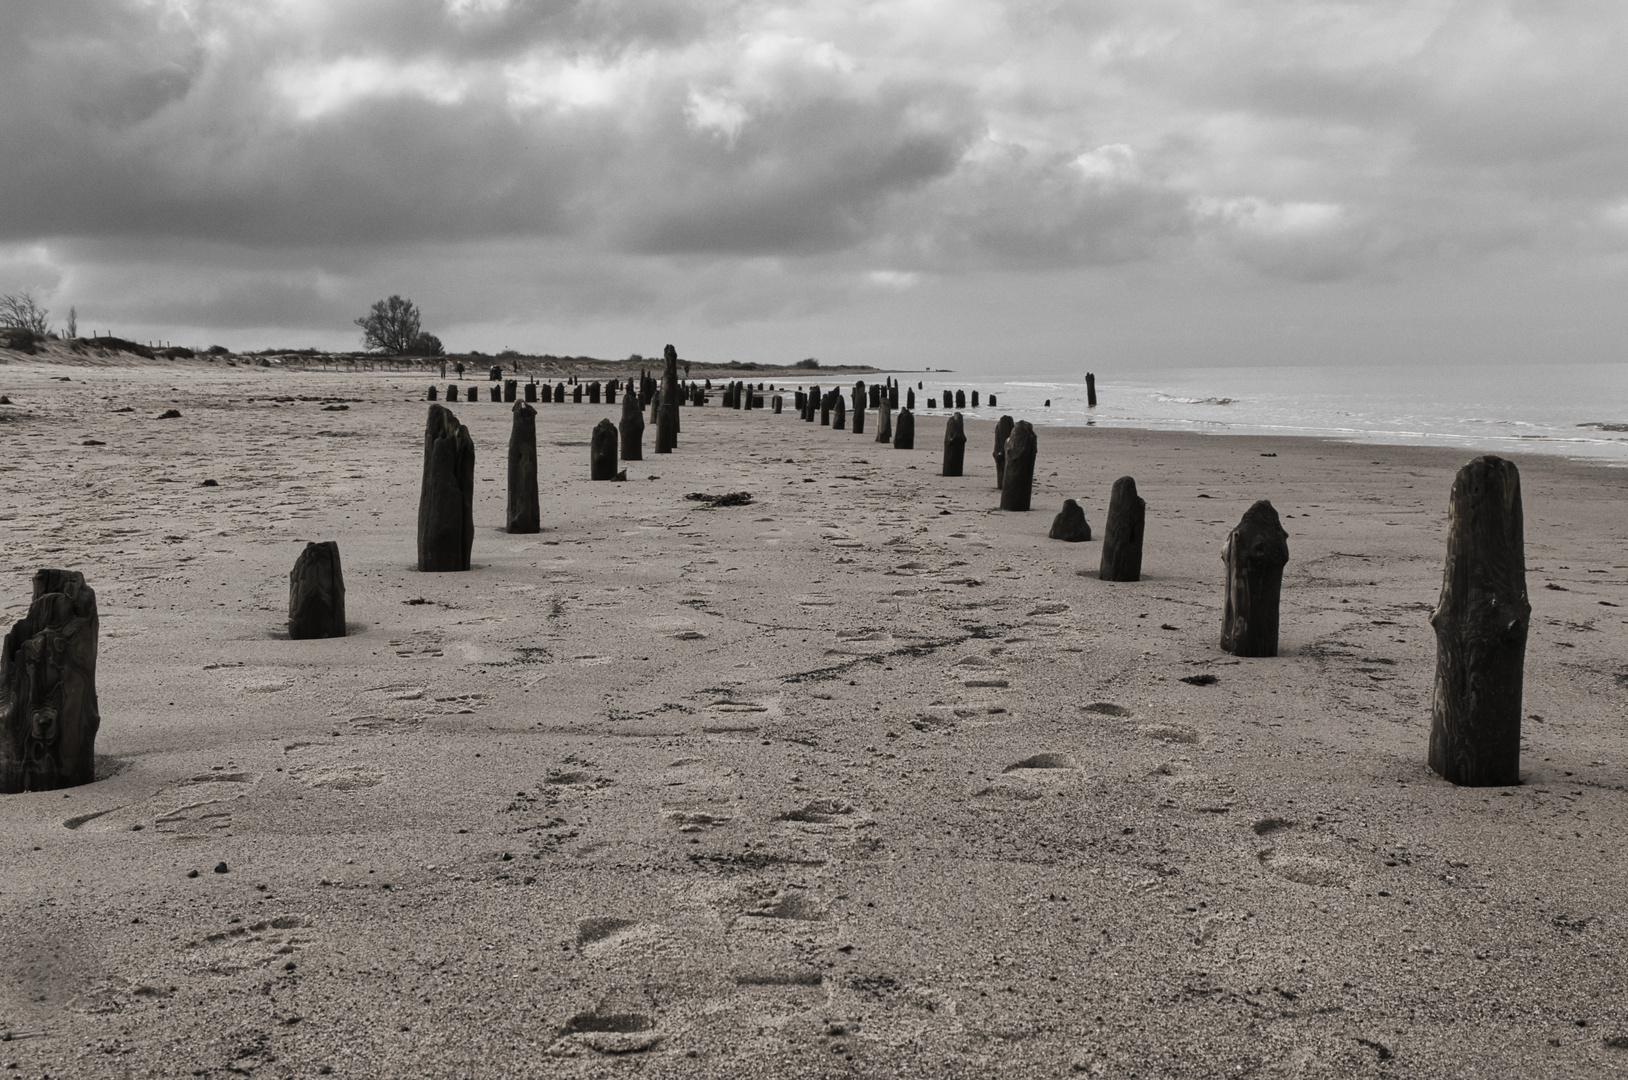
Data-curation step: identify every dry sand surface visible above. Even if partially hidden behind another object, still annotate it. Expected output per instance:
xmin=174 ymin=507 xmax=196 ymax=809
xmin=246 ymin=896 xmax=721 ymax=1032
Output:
xmin=2 ymin=358 xmax=1627 ymax=1079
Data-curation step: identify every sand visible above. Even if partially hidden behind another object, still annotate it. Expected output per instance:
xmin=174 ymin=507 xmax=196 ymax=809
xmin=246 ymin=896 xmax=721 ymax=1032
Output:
xmin=1 ymin=357 xmax=1626 ymax=1079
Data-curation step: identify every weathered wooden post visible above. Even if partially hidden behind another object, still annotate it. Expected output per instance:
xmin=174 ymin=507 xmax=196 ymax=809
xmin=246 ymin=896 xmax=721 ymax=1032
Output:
xmin=606 ymin=381 xmax=617 ymax=405
xmin=507 ymin=401 xmax=540 ymax=533
xmin=999 ymin=421 xmax=1036 ymax=511
xmin=955 ymin=390 xmax=966 ymax=409
xmin=942 ymin=412 xmax=966 ymax=476
xmin=893 ymin=408 xmax=915 ymax=449
xmin=993 ymin=415 xmax=1014 ymax=488
xmin=906 ymin=388 xmax=915 ymax=410
xmin=1086 ymin=372 xmax=1097 ymax=408
xmin=525 ymin=381 xmax=537 ymax=402
xmin=656 ymin=345 xmax=680 ymax=452
xmin=888 ymin=383 xmax=899 ymax=409
xmin=1 ymin=569 xmax=100 ymax=793
xmin=289 ymin=541 xmax=346 ymax=639
xmin=591 ymin=419 xmax=618 ymax=480
xmin=427 ymin=386 xmax=439 ymax=401
xmin=1048 ymin=500 xmax=1090 ymax=541
xmin=446 ymin=384 xmax=459 ymax=402
xmin=807 ymin=386 xmax=820 ymax=422
xmin=1099 ymin=476 xmax=1145 ymax=582
xmin=572 ymin=384 xmax=583 ymax=403
xmin=1220 ymin=501 xmax=1289 ymax=657
xmin=820 ymin=391 xmax=832 ymax=425
xmin=554 ymin=382 xmax=565 ymax=403
xmin=987 ymin=394 xmax=997 ymax=407
xmin=971 ymin=391 xmax=980 ymax=408
xmin=619 ymin=384 xmax=644 ymax=461
xmin=418 ymin=405 xmax=475 ymax=572
xmin=587 ymin=381 xmax=601 ymax=405
xmin=832 ymin=395 xmax=846 ymax=430
xmin=1429 ymin=456 xmax=1530 ymax=786
xmin=504 ymin=379 xmax=517 ymax=402
xmin=869 ymin=384 xmax=881 ymax=408
xmin=875 ymin=400 xmax=893 ymax=444
xmin=852 ymin=382 xmax=866 ymax=435
xmin=772 ymin=395 xmax=783 ymax=414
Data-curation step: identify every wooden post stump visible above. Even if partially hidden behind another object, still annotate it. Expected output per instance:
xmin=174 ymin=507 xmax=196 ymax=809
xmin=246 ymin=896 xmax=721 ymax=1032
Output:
xmin=507 ymin=401 xmax=540 ymax=533
xmin=955 ymin=390 xmax=966 ymax=409
xmin=875 ymin=402 xmax=893 ymax=444
xmin=832 ymin=396 xmax=846 ymax=430
xmin=289 ymin=541 xmax=346 ymax=639
xmin=942 ymin=412 xmax=966 ymax=476
xmin=504 ymin=380 xmax=517 ymax=402
xmin=446 ymin=384 xmax=459 ymax=402
xmin=772 ymin=395 xmax=783 ymax=414
xmin=993 ymin=415 xmax=1014 ymax=488
xmin=1 ymin=569 xmax=100 ymax=793
xmin=1048 ymin=499 xmax=1090 ymax=541
xmin=554 ymin=382 xmax=565 ymax=403
xmin=906 ymin=388 xmax=915 ymax=410
xmin=587 ymin=381 xmax=601 ymax=404
xmin=851 ymin=383 xmax=866 ymax=435
xmin=606 ymin=382 xmax=617 ymax=405
xmin=999 ymin=421 xmax=1035 ymax=511
xmin=1220 ymin=501 xmax=1289 ymax=657
xmin=820 ymin=392 xmax=832 ymax=425
xmin=427 ymin=386 xmax=438 ymax=401
xmin=619 ymin=385 xmax=645 ymax=461
xmin=893 ymin=408 xmax=915 ymax=449
xmin=888 ymin=384 xmax=899 ymax=409
xmin=988 ymin=394 xmax=997 ymax=407
xmin=1429 ymin=456 xmax=1530 ymax=786
xmin=417 ymin=405 xmax=475 ymax=572
xmin=591 ymin=419 xmax=618 ymax=480
xmin=1099 ymin=476 xmax=1146 ymax=582
xmin=572 ymin=384 xmax=583 ymax=403
xmin=1086 ymin=372 xmax=1097 ymax=407
xmin=656 ymin=345 xmax=680 ymax=453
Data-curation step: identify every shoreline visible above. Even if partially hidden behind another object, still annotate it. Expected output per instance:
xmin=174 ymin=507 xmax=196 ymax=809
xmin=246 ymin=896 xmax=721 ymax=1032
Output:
xmin=1 ymin=361 xmax=1626 ymax=1077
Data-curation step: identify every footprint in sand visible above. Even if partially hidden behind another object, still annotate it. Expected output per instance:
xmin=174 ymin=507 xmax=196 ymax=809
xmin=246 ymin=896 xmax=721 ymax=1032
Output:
xmin=1138 ymin=723 xmax=1200 ymax=744
xmin=1002 ymin=753 xmax=1076 ymax=772
xmin=664 ymin=809 xmax=733 ymax=833
xmin=289 ymin=763 xmax=385 ymax=790
xmin=1080 ymin=702 xmax=1131 ymax=717
xmin=1249 ymin=820 xmax=1354 ymax=887
xmin=575 ymin=916 xmax=641 ymax=951
xmin=776 ymin=798 xmax=855 ymax=824
xmin=186 ymin=914 xmax=314 ymax=976
xmin=548 ymin=1009 xmax=663 ymax=1057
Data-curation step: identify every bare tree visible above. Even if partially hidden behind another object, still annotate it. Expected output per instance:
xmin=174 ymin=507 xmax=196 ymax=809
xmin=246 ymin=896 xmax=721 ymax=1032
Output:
xmin=0 ymin=292 xmax=51 ymax=334
xmin=354 ymin=295 xmax=422 ymax=354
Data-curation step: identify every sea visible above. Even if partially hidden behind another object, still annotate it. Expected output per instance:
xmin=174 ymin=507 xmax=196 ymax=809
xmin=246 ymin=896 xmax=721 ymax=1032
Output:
xmin=870 ymin=362 xmax=1628 ymax=466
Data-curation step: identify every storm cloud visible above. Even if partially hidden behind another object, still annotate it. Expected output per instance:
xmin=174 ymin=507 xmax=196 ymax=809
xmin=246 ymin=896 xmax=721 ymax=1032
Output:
xmin=4 ymin=0 xmax=1627 ymax=365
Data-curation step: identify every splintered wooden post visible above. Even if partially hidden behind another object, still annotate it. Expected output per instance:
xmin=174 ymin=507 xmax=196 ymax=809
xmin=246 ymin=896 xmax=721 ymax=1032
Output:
xmin=993 ymin=415 xmax=1014 ymax=488
xmin=1429 ymin=456 xmax=1530 ymax=786
xmin=289 ymin=541 xmax=346 ymax=639
xmin=999 ymin=420 xmax=1036 ymax=511
xmin=942 ymin=412 xmax=966 ymax=475
xmin=1086 ymin=372 xmax=1097 ymax=407
xmin=1048 ymin=499 xmax=1090 ymax=541
xmin=1099 ymin=476 xmax=1146 ymax=582
xmin=591 ymin=419 xmax=619 ymax=480
xmin=1 ymin=569 xmax=100 ymax=793
xmin=1220 ymin=500 xmax=1289 ymax=657
xmin=417 ymin=405 xmax=475 ymax=572
xmin=619 ymin=385 xmax=645 ymax=461
xmin=832 ymin=395 xmax=846 ymax=430
xmin=875 ymin=401 xmax=893 ymax=444
xmin=507 ymin=401 xmax=540 ymax=533
xmin=656 ymin=345 xmax=680 ymax=453
xmin=852 ymin=382 xmax=866 ymax=435
xmin=893 ymin=408 xmax=915 ymax=449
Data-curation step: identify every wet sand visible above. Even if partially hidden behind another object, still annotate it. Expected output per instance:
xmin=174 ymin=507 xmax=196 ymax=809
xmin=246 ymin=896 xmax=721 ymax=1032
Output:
xmin=2 ymin=358 xmax=1626 ymax=1078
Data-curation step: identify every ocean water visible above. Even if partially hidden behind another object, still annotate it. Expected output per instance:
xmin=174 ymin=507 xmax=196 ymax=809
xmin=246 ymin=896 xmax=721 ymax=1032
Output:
xmin=881 ymin=363 xmax=1628 ymax=465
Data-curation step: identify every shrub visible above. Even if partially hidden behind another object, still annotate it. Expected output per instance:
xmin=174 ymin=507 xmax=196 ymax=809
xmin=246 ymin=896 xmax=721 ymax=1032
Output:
xmin=794 ymin=357 xmax=820 ymax=369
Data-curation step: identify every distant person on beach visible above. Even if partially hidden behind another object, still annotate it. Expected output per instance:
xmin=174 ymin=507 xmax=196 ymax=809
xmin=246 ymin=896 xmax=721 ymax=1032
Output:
xmin=455 ymin=361 xmax=465 ymax=379
xmin=440 ymin=361 xmax=447 ymax=379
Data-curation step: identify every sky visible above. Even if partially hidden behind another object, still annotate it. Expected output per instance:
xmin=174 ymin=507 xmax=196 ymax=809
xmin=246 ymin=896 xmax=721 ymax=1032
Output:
xmin=3 ymin=0 xmax=1627 ymax=373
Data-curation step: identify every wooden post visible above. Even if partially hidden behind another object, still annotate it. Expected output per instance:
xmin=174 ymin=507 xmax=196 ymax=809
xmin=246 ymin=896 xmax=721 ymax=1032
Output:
xmin=619 ymin=385 xmax=644 ymax=461
xmin=427 ymin=386 xmax=438 ymax=401
xmin=1220 ymin=501 xmax=1288 ymax=657
xmin=852 ymin=382 xmax=866 ymax=435
xmin=504 ymin=379 xmax=517 ymax=402
xmin=1099 ymin=476 xmax=1145 ymax=582
xmin=875 ymin=400 xmax=893 ymax=444
xmin=970 ymin=391 xmax=979 ymax=408
xmin=289 ymin=541 xmax=346 ymax=639
xmin=446 ymin=384 xmax=459 ymax=402
xmin=524 ymin=382 xmax=537 ymax=402
xmin=417 ymin=405 xmax=475 ymax=572
xmin=1 ymin=569 xmax=100 ymax=793
xmin=906 ymin=388 xmax=915 ymax=410
xmin=656 ymin=345 xmax=680 ymax=453
xmin=572 ymin=384 xmax=582 ymax=403
xmin=507 ymin=401 xmax=540 ymax=533
xmin=955 ymin=389 xmax=966 ymax=409
xmin=587 ymin=381 xmax=601 ymax=404
xmin=1429 ymin=456 xmax=1530 ymax=786
xmin=992 ymin=415 xmax=1014 ymax=488
xmin=892 ymin=408 xmax=914 ymax=449
xmin=1086 ymin=373 xmax=1097 ymax=408
xmin=591 ymin=419 xmax=618 ymax=480
xmin=772 ymin=395 xmax=783 ymax=414
xmin=820 ymin=391 xmax=832 ymax=426
xmin=1048 ymin=499 xmax=1090 ymax=541
xmin=606 ymin=381 xmax=617 ymax=405
xmin=833 ymin=395 xmax=846 ymax=430
xmin=942 ymin=412 xmax=966 ymax=476
xmin=554 ymin=382 xmax=565 ymax=403
xmin=987 ymin=394 xmax=996 ymax=407
xmin=998 ymin=421 xmax=1035 ymax=511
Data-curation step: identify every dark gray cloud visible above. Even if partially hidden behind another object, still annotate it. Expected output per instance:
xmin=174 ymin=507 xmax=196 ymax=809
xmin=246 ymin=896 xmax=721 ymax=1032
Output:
xmin=3 ymin=0 xmax=1626 ymax=363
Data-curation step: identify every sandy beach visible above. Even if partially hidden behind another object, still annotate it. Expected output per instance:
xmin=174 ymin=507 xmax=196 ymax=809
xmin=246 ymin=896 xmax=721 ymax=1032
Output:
xmin=2 ymin=356 xmax=1626 ymax=1079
